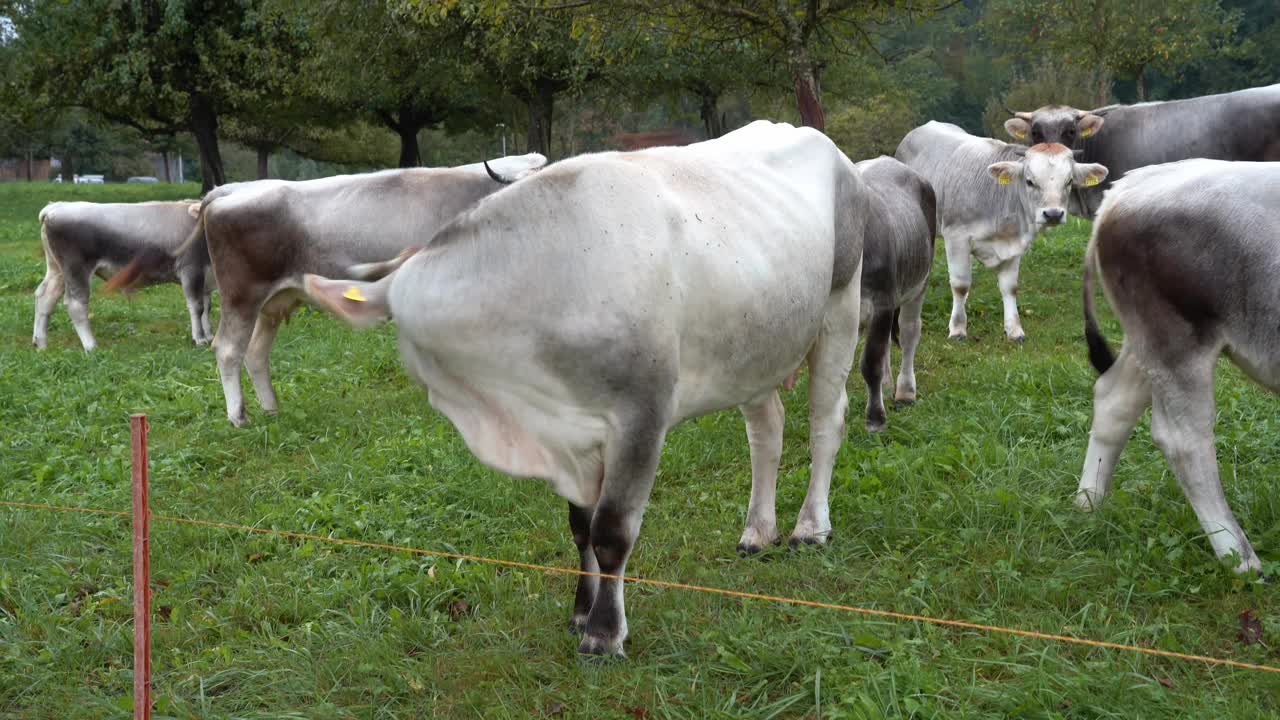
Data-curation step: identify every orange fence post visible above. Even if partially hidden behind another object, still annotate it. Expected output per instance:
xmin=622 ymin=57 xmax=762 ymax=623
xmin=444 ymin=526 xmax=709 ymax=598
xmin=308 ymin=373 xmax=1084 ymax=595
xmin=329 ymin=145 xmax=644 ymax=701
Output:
xmin=130 ymin=414 xmax=152 ymax=720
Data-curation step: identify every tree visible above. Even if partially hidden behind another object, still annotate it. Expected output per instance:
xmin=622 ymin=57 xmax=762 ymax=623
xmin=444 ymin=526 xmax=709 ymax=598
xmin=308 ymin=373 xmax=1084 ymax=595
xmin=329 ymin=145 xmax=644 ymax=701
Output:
xmin=298 ymin=0 xmax=494 ymax=167
xmin=986 ymin=0 xmax=1240 ymax=104
xmin=10 ymin=0 xmax=307 ymax=191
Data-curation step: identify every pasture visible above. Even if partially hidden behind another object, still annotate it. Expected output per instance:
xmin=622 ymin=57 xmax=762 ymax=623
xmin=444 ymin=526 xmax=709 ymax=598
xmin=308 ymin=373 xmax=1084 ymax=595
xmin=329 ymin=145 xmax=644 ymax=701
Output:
xmin=0 ymin=182 xmax=1277 ymax=718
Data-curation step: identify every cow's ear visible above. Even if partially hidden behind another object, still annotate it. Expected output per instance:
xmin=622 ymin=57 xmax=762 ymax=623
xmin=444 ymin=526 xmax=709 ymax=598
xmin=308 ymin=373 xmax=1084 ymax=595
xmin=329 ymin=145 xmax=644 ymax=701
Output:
xmin=302 ymin=274 xmax=392 ymax=329
xmin=1004 ymin=118 xmax=1030 ymax=141
xmin=988 ymin=161 xmax=1022 ymax=186
xmin=1073 ymin=163 xmax=1108 ymax=188
xmin=1078 ymin=113 xmax=1105 ymax=138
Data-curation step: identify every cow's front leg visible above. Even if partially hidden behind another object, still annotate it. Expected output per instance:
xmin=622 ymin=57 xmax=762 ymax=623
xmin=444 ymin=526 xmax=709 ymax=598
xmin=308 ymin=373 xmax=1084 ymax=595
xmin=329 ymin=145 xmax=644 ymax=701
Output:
xmin=1149 ymin=359 xmax=1261 ymax=573
xmin=793 ymin=273 xmax=859 ymax=544
xmin=579 ymin=407 xmax=667 ymax=659
xmin=996 ymin=256 xmax=1025 ymax=342
xmin=567 ymin=502 xmax=599 ymax=634
xmin=1077 ymin=346 xmax=1150 ymax=510
xmin=944 ymin=236 xmax=971 ymax=340
xmin=737 ymin=391 xmax=784 ymax=553
xmin=62 ymin=268 xmax=97 ymax=352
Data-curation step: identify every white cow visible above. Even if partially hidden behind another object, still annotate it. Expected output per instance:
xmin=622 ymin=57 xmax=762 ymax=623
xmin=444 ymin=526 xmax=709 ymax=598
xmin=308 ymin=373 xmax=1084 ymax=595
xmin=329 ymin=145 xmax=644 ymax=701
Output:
xmin=301 ymin=121 xmax=869 ymax=658
xmin=896 ymin=122 xmax=1108 ymax=341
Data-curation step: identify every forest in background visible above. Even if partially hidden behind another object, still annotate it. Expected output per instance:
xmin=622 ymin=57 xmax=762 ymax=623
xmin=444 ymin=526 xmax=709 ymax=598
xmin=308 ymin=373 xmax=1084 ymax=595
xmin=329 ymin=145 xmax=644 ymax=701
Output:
xmin=0 ymin=0 xmax=1276 ymax=187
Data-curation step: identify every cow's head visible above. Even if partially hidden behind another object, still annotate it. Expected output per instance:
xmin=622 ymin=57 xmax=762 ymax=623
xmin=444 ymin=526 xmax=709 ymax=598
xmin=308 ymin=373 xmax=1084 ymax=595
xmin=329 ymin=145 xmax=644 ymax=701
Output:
xmin=1004 ymin=105 xmax=1105 ymax=147
xmin=988 ymin=143 xmax=1108 ymax=226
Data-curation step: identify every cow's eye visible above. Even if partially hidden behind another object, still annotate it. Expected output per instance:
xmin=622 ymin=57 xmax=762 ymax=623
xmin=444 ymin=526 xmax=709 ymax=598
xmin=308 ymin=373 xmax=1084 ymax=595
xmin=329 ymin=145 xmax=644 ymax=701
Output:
xmin=1025 ymin=178 xmax=1036 ymax=188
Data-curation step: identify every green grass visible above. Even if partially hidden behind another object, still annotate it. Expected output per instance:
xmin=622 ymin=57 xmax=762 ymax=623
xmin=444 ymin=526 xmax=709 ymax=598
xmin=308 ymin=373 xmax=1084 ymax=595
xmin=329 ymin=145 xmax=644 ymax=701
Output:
xmin=0 ymin=181 xmax=1277 ymax=719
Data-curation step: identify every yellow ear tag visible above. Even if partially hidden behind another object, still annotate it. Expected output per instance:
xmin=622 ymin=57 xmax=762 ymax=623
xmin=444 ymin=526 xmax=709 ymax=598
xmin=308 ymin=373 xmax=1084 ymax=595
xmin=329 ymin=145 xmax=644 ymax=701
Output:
xmin=343 ymin=286 xmax=368 ymax=302
xmin=998 ymin=174 xmax=1011 ymax=185
xmin=1081 ymin=127 xmax=1094 ymax=138
xmin=1084 ymin=175 xmax=1100 ymax=187
xmin=1014 ymin=130 xmax=1026 ymax=139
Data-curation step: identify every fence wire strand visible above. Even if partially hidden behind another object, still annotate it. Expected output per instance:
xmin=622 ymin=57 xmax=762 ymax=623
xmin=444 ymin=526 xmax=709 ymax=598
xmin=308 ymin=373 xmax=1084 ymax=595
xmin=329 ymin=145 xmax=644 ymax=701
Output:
xmin=2 ymin=498 xmax=1277 ymax=675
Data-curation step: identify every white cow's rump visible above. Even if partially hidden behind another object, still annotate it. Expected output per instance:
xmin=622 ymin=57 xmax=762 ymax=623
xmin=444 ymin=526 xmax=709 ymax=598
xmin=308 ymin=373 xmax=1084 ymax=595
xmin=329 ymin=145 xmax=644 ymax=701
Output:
xmin=302 ymin=121 xmax=869 ymax=658
xmin=1079 ymin=158 xmax=1280 ymax=574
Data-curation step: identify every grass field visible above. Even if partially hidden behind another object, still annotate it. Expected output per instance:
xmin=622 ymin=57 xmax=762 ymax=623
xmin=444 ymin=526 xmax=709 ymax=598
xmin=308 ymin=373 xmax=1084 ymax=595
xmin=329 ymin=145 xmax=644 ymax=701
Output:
xmin=0 ymin=180 xmax=1277 ymax=719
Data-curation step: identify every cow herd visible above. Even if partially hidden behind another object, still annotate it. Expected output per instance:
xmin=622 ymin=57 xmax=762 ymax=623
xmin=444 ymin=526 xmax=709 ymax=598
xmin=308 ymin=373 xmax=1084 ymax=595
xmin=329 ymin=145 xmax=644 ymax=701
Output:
xmin=27 ymin=84 xmax=1280 ymax=658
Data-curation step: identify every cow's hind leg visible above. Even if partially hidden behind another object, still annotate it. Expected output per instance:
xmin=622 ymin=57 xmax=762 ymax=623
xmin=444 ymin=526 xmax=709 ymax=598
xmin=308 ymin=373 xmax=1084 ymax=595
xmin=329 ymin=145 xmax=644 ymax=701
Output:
xmin=996 ymin=256 xmax=1025 ymax=342
xmin=792 ymin=273 xmax=860 ymax=545
xmin=944 ymin=236 xmax=971 ymax=340
xmin=859 ymin=304 xmax=894 ymax=432
xmin=1148 ymin=355 xmax=1260 ymax=573
xmin=567 ymin=501 xmax=599 ymax=634
xmin=737 ymin=390 xmax=784 ymax=553
xmin=32 ymin=264 xmax=65 ymax=350
xmin=1076 ymin=344 xmax=1150 ymax=511
xmin=245 ymin=297 xmax=298 ymax=416
xmin=180 ymin=272 xmax=209 ymax=346
xmin=200 ymin=286 xmax=214 ymax=342
xmin=894 ymin=285 xmax=926 ymax=404
xmin=62 ymin=266 xmax=97 ymax=352
xmin=578 ymin=404 xmax=669 ymax=659
xmin=214 ymin=307 xmax=257 ymax=427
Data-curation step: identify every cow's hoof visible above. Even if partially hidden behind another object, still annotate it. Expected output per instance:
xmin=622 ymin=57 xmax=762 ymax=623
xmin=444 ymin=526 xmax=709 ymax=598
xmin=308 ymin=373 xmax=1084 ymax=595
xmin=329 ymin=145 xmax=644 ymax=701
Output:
xmin=788 ymin=531 xmax=831 ymax=549
xmin=32 ymin=340 xmax=46 ymax=351
xmin=1008 ymin=333 xmax=1027 ymax=343
xmin=1074 ymin=491 xmax=1103 ymax=513
xmin=737 ymin=526 xmax=778 ymax=555
xmin=948 ymin=333 xmax=967 ymax=342
xmin=568 ymin=614 xmax=589 ymax=635
xmin=866 ymin=420 xmax=887 ymax=433
xmin=893 ymin=397 xmax=916 ymax=407
xmin=194 ymin=337 xmax=211 ymax=347
xmin=577 ymin=633 xmax=625 ymax=660
xmin=262 ymin=408 xmax=279 ymax=417
xmin=228 ymin=413 xmax=248 ymax=428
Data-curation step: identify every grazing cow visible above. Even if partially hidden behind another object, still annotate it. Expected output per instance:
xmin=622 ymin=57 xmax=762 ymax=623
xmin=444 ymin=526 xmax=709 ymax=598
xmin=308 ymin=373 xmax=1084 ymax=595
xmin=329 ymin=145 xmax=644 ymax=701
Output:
xmin=33 ymin=200 xmax=210 ymax=351
xmin=1078 ymin=159 xmax=1277 ymax=574
xmin=301 ymin=121 xmax=869 ymax=657
xmin=120 ymin=155 xmax=543 ymax=426
xmin=1005 ymin=84 xmax=1280 ymax=216
xmin=896 ymin=122 xmax=1108 ymax=341
xmin=854 ymin=156 xmax=936 ymax=431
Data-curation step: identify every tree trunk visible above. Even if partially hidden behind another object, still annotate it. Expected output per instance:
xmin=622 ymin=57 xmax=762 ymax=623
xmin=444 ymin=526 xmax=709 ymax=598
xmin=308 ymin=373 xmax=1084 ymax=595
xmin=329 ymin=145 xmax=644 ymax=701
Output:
xmin=256 ymin=146 xmax=270 ymax=179
xmin=189 ymin=93 xmax=226 ymax=193
xmin=26 ymin=149 xmax=33 ymax=181
xmin=526 ymin=79 xmax=556 ymax=157
xmin=397 ymin=126 xmax=421 ymax=168
xmin=699 ymin=86 xmax=724 ymax=139
xmin=161 ymin=149 xmax=171 ymax=182
xmin=1097 ymin=71 xmax=1110 ymax=108
xmin=1135 ymin=66 xmax=1147 ymax=102
xmin=787 ymin=46 xmax=824 ymax=131
xmin=60 ymin=155 xmax=74 ymax=183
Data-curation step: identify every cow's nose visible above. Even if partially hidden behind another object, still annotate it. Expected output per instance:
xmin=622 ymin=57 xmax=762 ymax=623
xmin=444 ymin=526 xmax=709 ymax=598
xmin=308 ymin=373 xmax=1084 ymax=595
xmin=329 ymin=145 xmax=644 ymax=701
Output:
xmin=1043 ymin=208 xmax=1065 ymax=223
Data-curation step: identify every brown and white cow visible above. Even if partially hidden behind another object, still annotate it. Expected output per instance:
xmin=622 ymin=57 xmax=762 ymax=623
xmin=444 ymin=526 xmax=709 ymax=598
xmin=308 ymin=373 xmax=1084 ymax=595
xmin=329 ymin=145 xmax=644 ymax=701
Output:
xmin=33 ymin=200 xmax=209 ymax=350
xmin=1079 ymin=158 xmax=1278 ymax=574
xmin=300 ymin=121 xmax=869 ymax=657
xmin=150 ymin=155 xmax=544 ymax=426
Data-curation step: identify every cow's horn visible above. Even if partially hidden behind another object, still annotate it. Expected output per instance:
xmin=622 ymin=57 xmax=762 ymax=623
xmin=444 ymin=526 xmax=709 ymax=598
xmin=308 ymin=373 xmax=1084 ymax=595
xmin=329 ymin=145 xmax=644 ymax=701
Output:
xmin=485 ymin=161 xmax=516 ymax=185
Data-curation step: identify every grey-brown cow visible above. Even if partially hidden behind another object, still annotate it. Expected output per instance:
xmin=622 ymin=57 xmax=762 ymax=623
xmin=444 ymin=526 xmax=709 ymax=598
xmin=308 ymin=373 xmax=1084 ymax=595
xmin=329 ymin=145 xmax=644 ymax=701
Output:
xmin=854 ymin=156 xmax=936 ymax=432
xmin=1079 ymin=158 xmax=1278 ymax=574
xmin=34 ymin=200 xmax=209 ymax=351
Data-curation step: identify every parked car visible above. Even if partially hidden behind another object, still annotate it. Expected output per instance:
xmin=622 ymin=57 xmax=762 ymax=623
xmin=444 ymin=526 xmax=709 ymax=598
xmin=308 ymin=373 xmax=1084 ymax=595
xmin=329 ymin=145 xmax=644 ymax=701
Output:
xmin=127 ymin=176 xmax=159 ymax=183
xmin=74 ymin=174 xmax=105 ymax=184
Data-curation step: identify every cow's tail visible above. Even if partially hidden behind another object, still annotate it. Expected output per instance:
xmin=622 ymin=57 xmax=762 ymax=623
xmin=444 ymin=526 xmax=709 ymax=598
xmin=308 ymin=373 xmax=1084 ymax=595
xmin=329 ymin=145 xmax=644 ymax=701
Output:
xmin=1082 ymin=227 xmax=1115 ymax=375
xmin=346 ymin=245 xmax=424 ymax=281
xmin=103 ymin=204 xmax=207 ymax=293
xmin=36 ymin=207 xmax=63 ymax=299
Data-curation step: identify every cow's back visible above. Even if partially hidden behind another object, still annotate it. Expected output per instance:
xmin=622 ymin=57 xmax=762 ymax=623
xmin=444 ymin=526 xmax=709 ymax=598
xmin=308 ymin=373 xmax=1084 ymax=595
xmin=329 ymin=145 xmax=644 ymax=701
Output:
xmin=1094 ymin=159 xmax=1280 ymax=385
xmin=42 ymin=201 xmax=196 ymax=273
xmin=857 ymin=156 xmax=936 ymax=301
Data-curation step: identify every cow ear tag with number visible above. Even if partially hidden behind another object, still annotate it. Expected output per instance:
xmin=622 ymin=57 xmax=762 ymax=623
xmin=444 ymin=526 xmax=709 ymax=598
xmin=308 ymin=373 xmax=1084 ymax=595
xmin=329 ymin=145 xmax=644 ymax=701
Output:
xmin=343 ymin=287 xmax=368 ymax=302
xmin=1084 ymin=175 xmax=1100 ymax=187
xmin=1081 ymin=127 xmax=1094 ymax=138
xmin=998 ymin=173 xmax=1011 ymax=185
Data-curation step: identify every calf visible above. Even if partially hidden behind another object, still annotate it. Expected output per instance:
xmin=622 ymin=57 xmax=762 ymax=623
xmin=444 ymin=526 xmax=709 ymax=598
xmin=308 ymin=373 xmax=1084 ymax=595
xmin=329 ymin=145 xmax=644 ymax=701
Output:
xmin=896 ymin=122 xmax=1107 ymax=341
xmin=33 ymin=200 xmax=210 ymax=350
xmin=301 ymin=121 xmax=869 ymax=657
xmin=854 ymin=156 xmax=936 ymax=431
xmin=187 ymin=155 xmax=544 ymax=426
xmin=1078 ymin=159 xmax=1278 ymax=574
